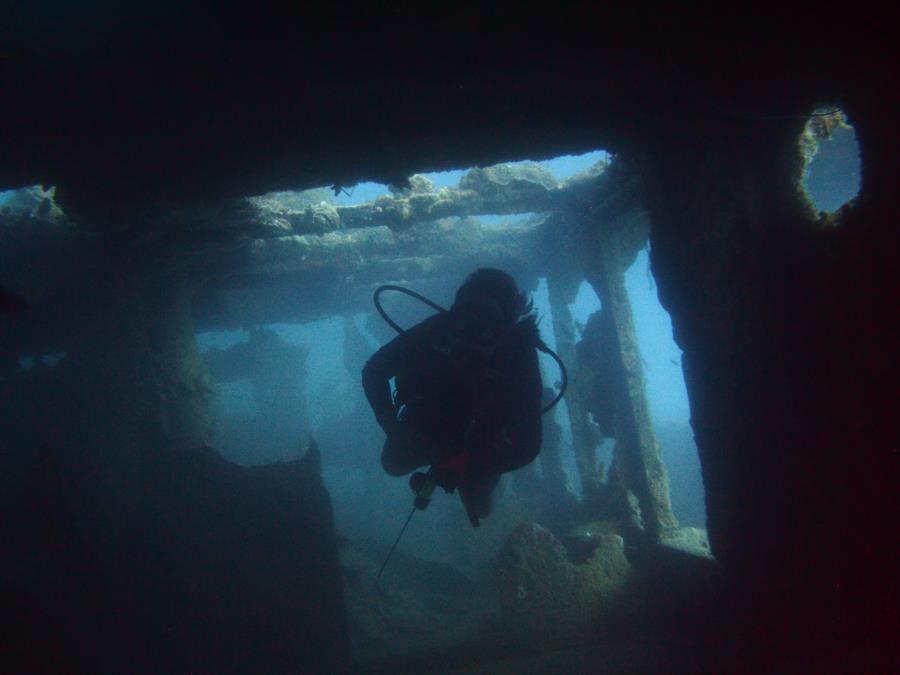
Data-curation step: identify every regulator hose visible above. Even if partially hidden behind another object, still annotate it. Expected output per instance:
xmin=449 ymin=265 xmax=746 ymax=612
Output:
xmin=535 ymin=342 xmax=567 ymax=414
xmin=374 ymin=284 xmax=447 ymax=334
xmin=373 ymin=284 xmax=567 ymax=414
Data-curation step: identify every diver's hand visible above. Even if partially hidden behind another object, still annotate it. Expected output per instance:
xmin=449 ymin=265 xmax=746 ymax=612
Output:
xmin=377 ymin=411 xmax=415 ymax=443
xmin=377 ymin=414 xmax=404 ymax=440
xmin=379 ymin=416 xmax=426 ymax=456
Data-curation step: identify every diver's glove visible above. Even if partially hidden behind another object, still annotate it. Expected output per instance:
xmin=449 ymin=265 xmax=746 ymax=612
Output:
xmin=432 ymin=452 xmax=470 ymax=492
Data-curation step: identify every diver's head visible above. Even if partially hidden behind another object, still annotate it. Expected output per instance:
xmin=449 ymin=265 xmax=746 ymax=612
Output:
xmin=451 ymin=268 xmax=531 ymax=347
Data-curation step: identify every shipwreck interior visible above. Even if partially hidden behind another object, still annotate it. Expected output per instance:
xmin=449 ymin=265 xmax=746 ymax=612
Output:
xmin=1 ymin=4 xmax=895 ymax=674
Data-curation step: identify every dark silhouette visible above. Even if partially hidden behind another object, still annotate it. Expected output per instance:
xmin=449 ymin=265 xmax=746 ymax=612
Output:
xmin=0 ymin=286 xmax=27 ymax=313
xmin=363 ymin=268 xmax=543 ymax=525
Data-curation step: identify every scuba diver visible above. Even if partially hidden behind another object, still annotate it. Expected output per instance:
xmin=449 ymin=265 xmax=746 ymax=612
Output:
xmin=362 ymin=268 xmax=544 ymax=526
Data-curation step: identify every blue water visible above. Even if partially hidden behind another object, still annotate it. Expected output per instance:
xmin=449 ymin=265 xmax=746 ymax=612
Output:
xmin=803 ymin=121 xmax=860 ymax=212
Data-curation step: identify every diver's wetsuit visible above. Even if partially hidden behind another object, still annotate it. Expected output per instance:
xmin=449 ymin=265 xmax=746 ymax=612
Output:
xmin=362 ymin=311 xmax=543 ymax=520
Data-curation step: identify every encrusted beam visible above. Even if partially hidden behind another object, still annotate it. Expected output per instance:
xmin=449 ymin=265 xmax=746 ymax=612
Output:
xmin=586 ymin=208 xmax=679 ymax=542
xmin=190 ymin=220 xmax=544 ymax=329
xmin=246 ymin=163 xmax=565 ymax=235
xmin=547 ymin=274 xmax=604 ymax=503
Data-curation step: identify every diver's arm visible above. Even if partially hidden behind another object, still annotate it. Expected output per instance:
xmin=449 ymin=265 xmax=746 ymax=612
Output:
xmin=361 ymin=314 xmax=440 ymax=429
xmin=361 ymin=335 xmax=405 ymax=428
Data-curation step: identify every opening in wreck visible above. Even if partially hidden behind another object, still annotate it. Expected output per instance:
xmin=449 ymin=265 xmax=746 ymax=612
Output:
xmin=183 ymin=148 xmax=710 ymax=652
xmin=800 ymin=107 xmax=861 ymax=214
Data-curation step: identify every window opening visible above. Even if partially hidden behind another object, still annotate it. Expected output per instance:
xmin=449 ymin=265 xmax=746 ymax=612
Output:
xmin=801 ymin=107 xmax=861 ymax=214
